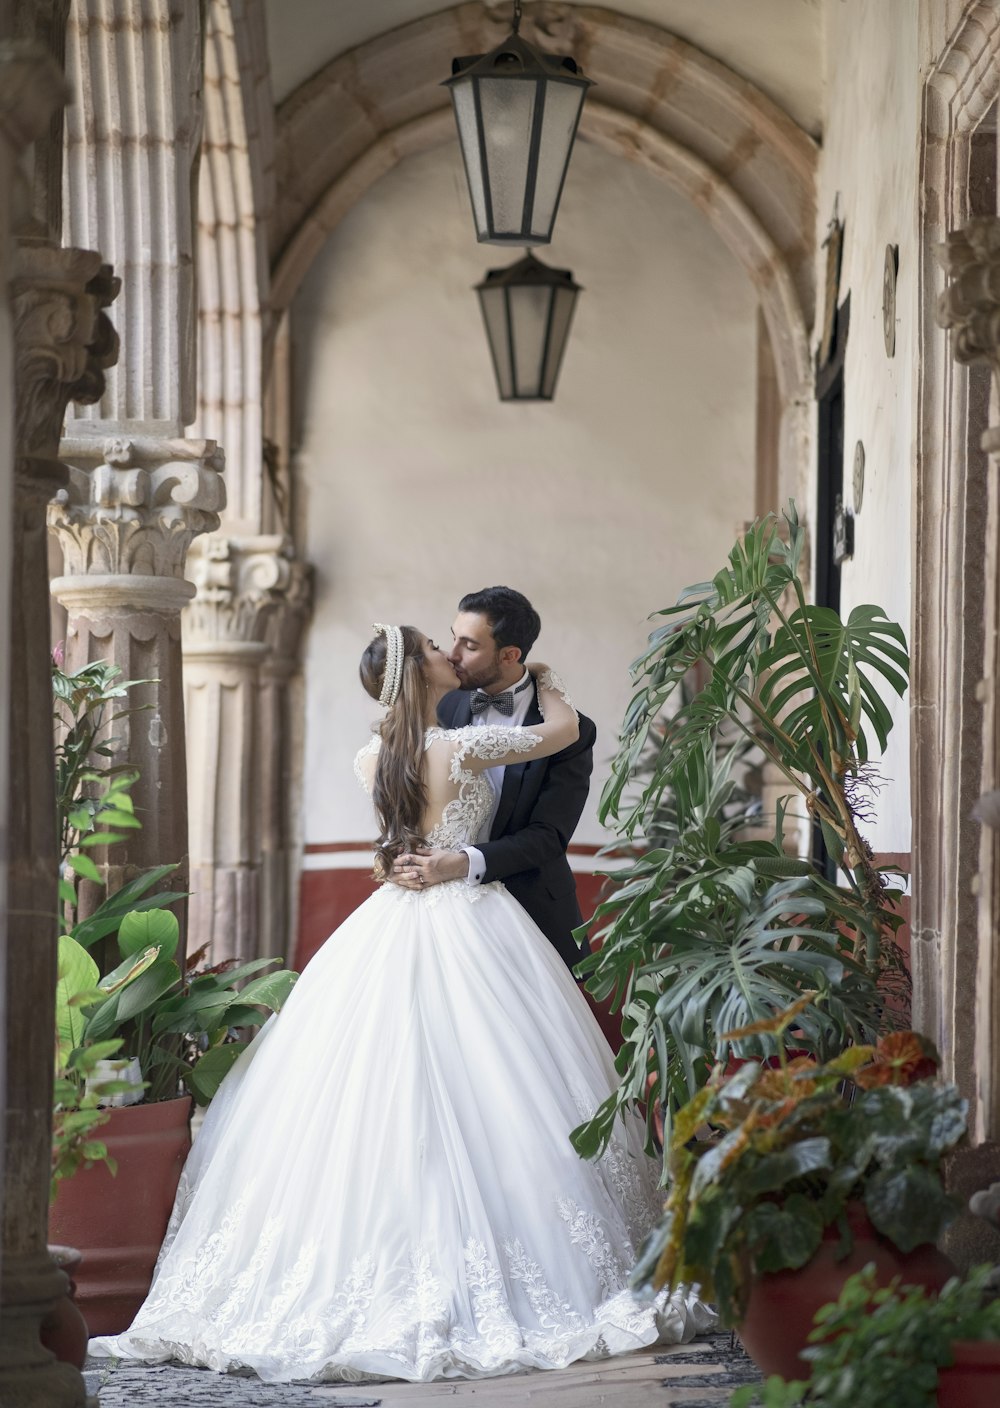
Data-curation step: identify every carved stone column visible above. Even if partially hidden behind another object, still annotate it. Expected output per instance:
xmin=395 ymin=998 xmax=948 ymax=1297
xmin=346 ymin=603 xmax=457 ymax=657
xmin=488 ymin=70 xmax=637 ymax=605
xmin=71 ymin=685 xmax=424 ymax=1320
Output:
xmin=53 ymin=0 xmax=223 ymax=937
xmin=936 ymin=215 xmax=1000 ymax=1265
xmin=182 ymin=535 xmax=295 ymax=964
xmin=48 ymin=437 xmax=224 ymax=910
xmin=1 ymin=174 xmax=117 ymax=1408
xmin=257 ymin=555 xmax=313 ymax=962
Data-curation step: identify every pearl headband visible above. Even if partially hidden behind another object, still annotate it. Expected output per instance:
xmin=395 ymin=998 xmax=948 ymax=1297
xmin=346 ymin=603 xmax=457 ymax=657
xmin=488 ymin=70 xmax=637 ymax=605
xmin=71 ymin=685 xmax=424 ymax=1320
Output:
xmin=372 ymin=622 xmax=404 ymax=707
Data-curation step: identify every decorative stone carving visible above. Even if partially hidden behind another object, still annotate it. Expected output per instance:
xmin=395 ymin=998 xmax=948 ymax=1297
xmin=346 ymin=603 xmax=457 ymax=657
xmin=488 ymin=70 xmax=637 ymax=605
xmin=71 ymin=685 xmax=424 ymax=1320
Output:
xmin=183 ymin=537 xmax=311 ymax=963
xmin=49 ymin=436 xmax=225 ymax=581
xmin=184 ymin=534 xmax=291 ymax=647
xmin=11 ymin=246 xmax=115 ymax=467
xmin=937 ymin=216 xmax=1000 ymax=394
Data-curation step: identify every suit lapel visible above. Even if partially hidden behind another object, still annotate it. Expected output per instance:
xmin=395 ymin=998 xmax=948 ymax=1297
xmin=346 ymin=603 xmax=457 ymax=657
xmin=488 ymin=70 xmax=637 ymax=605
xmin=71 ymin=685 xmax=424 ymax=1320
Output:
xmin=438 ymin=689 xmax=472 ymax=728
xmin=491 ymin=687 xmax=542 ymax=839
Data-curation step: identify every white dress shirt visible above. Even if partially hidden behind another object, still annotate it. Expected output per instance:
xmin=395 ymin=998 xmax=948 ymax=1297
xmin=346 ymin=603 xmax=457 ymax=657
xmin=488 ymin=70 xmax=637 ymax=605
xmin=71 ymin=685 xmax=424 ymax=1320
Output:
xmin=462 ymin=669 xmax=533 ymax=885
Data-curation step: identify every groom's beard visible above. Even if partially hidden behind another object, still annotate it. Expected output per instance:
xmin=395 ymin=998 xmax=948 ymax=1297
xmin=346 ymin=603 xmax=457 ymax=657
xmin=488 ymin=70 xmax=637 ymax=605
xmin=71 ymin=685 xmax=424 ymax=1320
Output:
xmin=453 ymin=658 xmax=504 ymax=692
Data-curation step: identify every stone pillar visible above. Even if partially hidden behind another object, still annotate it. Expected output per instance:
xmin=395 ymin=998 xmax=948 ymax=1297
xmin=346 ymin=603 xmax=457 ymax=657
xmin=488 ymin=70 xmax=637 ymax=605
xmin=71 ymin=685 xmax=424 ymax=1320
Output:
xmin=48 ymin=436 xmax=225 ymax=908
xmin=54 ymin=0 xmax=224 ymax=931
xmin=183 ymin=535 xmax=290 ymax=964
xmin=937 ymin=215 xmax=1000 ymax=1263
xmin=1 ymin=101 xmax=117 ymax=1408
xmin=258 ymin=555 xmax=312 ymax=961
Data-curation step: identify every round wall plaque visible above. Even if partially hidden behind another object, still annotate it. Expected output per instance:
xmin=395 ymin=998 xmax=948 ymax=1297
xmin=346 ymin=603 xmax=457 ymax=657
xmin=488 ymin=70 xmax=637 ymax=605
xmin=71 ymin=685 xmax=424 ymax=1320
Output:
xmin=853 ymin=440 xmax=865 ymax=513
xmin=882 ymin=243 xmax=898 ymax=357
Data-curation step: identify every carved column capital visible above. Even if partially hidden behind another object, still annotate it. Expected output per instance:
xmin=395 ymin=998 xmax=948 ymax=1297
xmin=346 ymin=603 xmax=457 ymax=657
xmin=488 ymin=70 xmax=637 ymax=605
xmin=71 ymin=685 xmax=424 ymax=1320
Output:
xmin=0 ymin=42 xmax=67 ymax=163
xmin=49 ymin=434 xmax=225 ymax=583
xmin=184 ymin=533 xmax=297 ymax=651
xmin=937 ymin=216 xmax=1000 ymax=389
xmin=11 ymin=245 xmax=117 ymax=475
xmin=262 ymin=552 xmax=314 ymax=678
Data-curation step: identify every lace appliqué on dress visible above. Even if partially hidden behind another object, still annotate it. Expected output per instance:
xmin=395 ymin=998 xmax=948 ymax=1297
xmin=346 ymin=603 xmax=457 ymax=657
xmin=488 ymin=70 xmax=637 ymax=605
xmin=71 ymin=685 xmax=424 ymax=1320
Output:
xmin=535 ymin=668 xmax=576 ymax=716
xmin=353 ymin=735 xmax=380 ymax=793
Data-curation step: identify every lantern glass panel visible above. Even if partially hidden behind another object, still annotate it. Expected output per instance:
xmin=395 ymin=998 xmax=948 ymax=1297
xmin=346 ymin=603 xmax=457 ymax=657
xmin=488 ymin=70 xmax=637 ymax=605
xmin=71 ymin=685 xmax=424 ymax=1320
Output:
xmin=531 ymin=83 xmax=586 ymax=240
xmin=510 ymin=284 xmax=552 ymax=398
xmin=478 ymin=77 xmax=538 ymax=236
xmin=451 ymin=81 xmax=488 ymax=235
xmin=478 ymin=285 xmax=514 ymax=399
xmin=540 ymin=284 xmax=578 ymax=398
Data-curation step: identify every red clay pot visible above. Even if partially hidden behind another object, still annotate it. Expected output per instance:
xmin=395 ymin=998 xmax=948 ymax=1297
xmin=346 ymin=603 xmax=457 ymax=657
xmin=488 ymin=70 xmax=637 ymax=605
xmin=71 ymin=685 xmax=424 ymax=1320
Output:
xmin=937 ymin=1340 xmax=1000 ymax=1407
xmin=739 ymin=1201 xmax=957 ymax=1381
xmin=49 ymin=1095 xmax=192 ymax=1335
xmin=40 ymin=1245 xmax=89 ymax=1368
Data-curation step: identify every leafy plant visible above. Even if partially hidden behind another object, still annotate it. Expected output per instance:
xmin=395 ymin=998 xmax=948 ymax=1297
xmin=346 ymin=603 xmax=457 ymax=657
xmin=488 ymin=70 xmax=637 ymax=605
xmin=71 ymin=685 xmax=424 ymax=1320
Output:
xmin=731 ymin=1264 xmax=1000 ymax=1408
xmin=632 ymin=1002 xmax=966 ymax=1326
xmin=57 ymin=909 xmax=298 ymax=1106
xmin=572 ymin=505 xmax=908 ymax=1157
xmin=53 ymin=657 xmax=149 ymax=894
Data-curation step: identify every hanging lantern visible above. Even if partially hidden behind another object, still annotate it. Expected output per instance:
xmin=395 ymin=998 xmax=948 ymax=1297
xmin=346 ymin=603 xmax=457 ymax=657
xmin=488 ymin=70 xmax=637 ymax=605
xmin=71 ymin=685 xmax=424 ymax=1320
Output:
xmin=444 ymin=0 xmax=593 ymax=246
xmin=476 ymin=251 xmax=581 ymax=401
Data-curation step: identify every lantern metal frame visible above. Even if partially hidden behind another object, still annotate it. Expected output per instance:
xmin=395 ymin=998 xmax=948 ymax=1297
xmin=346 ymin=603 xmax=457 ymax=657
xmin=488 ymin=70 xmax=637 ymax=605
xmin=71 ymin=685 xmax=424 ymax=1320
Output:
xmin=443 ymin=0 xmax=593 ymax=246
xmin=475 ymin=250 xmax=582 ymax=402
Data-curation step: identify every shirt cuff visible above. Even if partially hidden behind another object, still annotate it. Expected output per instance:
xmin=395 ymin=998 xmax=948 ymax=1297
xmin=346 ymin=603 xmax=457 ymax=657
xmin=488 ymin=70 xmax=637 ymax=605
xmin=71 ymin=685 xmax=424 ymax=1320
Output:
xmin=463 ymin=846 xmax=486 ymax=886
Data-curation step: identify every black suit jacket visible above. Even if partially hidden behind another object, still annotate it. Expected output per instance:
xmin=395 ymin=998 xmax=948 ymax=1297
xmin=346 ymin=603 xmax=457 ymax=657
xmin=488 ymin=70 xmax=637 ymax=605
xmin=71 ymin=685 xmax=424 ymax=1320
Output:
xmin=437 ymin=684 xmax=596 ymax=971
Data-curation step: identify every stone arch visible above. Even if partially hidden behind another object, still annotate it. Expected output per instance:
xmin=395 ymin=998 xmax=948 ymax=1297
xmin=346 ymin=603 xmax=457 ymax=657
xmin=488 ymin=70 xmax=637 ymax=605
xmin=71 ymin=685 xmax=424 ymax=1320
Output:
xmin=195 ymin=0 xmax=275 ymax=532
xmin=268 ymin=3 xmax=816 ymax=492
xmin=912 ymin=0 xmax=1000 ymax=1140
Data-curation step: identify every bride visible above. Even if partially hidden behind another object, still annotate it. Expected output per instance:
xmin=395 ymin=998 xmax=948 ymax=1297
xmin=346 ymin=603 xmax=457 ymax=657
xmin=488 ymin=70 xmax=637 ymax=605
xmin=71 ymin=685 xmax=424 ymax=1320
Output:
xmin=90 ymin=623 xmax=711 ymax=1384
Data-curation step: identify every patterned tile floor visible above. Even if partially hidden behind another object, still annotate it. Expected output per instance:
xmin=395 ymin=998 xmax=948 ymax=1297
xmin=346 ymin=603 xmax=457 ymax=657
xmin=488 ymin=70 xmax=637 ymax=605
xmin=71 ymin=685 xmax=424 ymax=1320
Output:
xmin=84 ymin=1333 xmax=761 ymax=1407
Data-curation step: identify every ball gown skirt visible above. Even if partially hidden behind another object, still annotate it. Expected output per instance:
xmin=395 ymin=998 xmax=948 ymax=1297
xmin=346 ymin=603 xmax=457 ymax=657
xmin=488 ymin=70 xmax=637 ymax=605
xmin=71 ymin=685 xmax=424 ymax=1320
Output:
xmin=90 ymin=879 xmax=712 ymax=1383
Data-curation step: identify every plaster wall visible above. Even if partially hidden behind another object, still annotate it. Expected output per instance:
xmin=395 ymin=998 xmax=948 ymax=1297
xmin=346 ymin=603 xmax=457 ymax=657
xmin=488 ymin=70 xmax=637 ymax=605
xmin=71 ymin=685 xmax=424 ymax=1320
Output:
xmin=292 ymin=136 xmax=757 ymax=856
xmin=814 ymin=0 xmax=921 ymax=855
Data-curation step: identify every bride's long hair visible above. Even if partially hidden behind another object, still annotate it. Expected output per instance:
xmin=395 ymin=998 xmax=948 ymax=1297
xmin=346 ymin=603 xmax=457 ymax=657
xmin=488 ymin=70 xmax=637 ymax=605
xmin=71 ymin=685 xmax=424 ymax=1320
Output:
xmin=359 ymin=626 xmax=429 ymax=878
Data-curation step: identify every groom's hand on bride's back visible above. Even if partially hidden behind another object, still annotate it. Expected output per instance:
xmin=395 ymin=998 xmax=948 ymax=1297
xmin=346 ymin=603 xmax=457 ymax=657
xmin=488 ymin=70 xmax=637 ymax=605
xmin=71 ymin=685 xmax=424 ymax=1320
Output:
xmin=390 ymin=847 xmax=469 ymax=889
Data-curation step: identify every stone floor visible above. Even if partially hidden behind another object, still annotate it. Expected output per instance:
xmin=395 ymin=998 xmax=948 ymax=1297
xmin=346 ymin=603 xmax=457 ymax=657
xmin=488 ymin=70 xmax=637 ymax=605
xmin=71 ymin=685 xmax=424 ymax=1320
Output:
xmin=84 ymin=1333 xmax=761 ymax=1406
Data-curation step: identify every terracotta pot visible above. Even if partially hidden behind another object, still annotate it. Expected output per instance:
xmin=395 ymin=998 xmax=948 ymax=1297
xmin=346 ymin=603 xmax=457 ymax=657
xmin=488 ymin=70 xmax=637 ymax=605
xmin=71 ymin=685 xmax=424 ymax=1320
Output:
xmin=739 ymin=1200 xmax=957 ymax=1380
xmin=937 ymin=1339 xmax=1000 ymax=1407
xmin=40 ymin=1245 xmax=89 ymax=1369
xmin=49 ymin=1095 xmax=192 ymax=1335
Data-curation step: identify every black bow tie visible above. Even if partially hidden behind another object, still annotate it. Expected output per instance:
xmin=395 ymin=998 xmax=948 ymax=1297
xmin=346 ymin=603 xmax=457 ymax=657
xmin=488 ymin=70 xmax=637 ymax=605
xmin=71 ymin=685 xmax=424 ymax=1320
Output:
xmin=470 ymin=677 xmax=531 ymax=717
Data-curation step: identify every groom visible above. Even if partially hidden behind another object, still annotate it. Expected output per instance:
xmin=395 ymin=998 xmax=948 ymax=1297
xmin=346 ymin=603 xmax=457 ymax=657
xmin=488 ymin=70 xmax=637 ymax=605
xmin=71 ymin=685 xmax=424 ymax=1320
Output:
xmin=394 ymin=586 xmax=595 ymax=971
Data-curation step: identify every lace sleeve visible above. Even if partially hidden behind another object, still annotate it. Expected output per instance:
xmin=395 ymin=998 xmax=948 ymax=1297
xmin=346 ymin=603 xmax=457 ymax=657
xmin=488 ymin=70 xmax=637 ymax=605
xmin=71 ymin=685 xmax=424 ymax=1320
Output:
xmin=353 ymin=736 xmax=380 ymax=794
xmin=449 ymin=724 xmax=544 ymax=782
xmin=535 ymin=668 xmax=576 ymax=717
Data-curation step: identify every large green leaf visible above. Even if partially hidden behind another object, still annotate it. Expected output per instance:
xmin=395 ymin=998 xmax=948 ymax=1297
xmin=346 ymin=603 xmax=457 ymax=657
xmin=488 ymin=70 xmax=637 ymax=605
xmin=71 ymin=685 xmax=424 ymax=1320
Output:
xmin=55 ymin=934 xmax=100 ymax=1054
xmin=118 ymin=908 xmax=179 ymax=961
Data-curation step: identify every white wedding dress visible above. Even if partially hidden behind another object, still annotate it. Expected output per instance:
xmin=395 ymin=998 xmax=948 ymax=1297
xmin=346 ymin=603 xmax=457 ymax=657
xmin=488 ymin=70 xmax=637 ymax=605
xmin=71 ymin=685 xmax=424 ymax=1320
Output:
xmin=91 ymin=725 xmax=711 ymax=1383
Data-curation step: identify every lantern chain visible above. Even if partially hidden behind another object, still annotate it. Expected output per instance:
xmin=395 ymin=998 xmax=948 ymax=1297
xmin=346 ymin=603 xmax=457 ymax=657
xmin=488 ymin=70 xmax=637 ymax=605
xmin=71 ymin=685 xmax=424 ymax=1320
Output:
xmin=512 ymin=0 xmax=522 ymax=34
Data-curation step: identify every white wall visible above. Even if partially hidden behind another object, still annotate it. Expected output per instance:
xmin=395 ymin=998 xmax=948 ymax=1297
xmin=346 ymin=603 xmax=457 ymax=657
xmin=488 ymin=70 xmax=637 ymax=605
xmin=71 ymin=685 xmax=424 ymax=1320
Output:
xmin=814 ymin=0 xmax=921 ymax=855
xmin=292 ymin=136 xmax=758 ymax=849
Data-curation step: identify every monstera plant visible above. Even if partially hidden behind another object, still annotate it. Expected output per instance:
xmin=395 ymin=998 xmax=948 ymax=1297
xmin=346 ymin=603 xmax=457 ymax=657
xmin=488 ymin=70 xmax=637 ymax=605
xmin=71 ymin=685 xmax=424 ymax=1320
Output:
xmin=572 ymin=504 xmax=910 ymax=1158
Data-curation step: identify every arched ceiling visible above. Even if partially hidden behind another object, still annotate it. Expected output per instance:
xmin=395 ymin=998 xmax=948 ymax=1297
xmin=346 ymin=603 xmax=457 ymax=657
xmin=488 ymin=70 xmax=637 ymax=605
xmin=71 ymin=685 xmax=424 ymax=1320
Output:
xmin=263 ymin=0 xmax=824 ymax=137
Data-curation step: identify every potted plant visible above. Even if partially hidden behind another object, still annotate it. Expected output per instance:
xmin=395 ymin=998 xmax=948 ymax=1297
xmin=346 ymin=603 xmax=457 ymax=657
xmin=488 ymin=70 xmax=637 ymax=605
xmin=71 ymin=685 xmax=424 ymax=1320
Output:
xmin=731 ymin=1263 xmax=1000 ymax=1408
xmin=51 ymin=902 xmax=297 ymax=1333
xmin=631 ymin=1000 xmax=965 ymax=1380
xmin=48 ymin=657 xmax=298 ymax=1333
xmin=571 ymin=505 xmax=910 ymax=1159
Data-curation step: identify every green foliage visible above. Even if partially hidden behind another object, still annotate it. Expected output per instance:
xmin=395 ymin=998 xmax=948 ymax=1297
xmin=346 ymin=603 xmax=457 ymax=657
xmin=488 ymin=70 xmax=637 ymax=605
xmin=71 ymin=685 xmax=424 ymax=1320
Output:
xmin=53 ymin=658 xmax=149 ymax=873
xmin=633 ymin=1016 xmax=965 ymax=1326
xmin=572 ymin=506 xmax=909 ymax=1157
xmin=51 ymin=1038 xmax=131 ymax=1200
xmin=730 ymin=1264 xmax=1000 ymax=1408
xmin=56 ymin=911 xmax=298 ymax=1105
